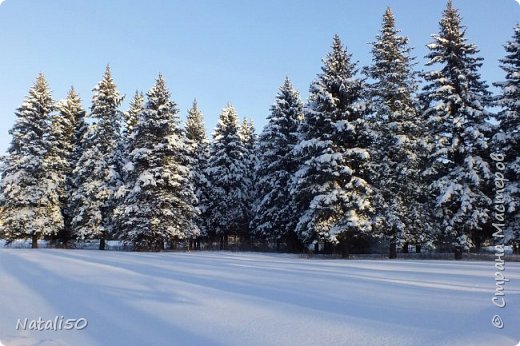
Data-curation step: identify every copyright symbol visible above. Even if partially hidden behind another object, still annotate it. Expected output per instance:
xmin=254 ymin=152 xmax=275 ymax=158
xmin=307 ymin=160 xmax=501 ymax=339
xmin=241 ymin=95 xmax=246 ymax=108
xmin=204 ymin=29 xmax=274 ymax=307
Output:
xmin=492 ymin=315 xmax=504 ymax=329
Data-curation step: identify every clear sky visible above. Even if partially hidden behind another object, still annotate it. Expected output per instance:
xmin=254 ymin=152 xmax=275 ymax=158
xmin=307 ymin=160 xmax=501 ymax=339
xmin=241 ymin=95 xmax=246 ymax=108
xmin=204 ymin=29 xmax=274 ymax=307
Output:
xmin=0 ymin=0 xmax=518 ymax=154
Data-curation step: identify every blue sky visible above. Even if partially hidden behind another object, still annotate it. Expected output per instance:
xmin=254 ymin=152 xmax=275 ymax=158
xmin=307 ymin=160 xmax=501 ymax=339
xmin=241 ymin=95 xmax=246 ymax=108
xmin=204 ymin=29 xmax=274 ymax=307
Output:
xmin=0 ymin=0 xmax=518 ymax=154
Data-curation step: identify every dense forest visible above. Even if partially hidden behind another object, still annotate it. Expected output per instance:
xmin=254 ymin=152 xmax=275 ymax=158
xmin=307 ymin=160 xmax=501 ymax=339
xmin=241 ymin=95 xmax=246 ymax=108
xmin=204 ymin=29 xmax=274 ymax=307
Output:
xmin=0 ymin=1 xmax=518 ymax=259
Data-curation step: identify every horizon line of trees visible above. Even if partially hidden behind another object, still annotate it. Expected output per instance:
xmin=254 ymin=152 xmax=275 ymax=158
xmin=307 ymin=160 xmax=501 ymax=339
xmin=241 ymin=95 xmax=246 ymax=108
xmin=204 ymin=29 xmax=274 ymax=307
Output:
xmin=0 ymin=1 xmax=518 ymax=259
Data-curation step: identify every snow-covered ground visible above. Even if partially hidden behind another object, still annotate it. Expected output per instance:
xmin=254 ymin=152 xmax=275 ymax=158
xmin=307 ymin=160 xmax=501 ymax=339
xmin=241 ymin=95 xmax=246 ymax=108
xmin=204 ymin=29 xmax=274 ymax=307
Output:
xmin=0 ymin=250 xmax=518 ymax=346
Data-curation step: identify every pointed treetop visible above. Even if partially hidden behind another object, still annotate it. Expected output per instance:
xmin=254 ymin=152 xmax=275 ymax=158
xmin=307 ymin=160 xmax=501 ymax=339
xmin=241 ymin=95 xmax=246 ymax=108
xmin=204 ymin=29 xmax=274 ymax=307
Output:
xmin=439 ymin=0 xmax=464 ymax=37
xmin=98 ymin=64 xmax=114 ymax=89
xmin=240 ymin=117 xmax=255 ymax=142
xmin=147 ymin=74 xmax=174 ymax=106
xmin=321 ymin=34 xmax=356 ymax=79
xmin=149 ymin=73 xmax=166 ymax=94
xmin=67 ymin=86 xmax=77 ymax=98
xmin=186 ymin=98 xmax=207 ymax=142
xmin=93 ymin=65 xmax=119 ymax=95
xmin=124 ymin=90 xmax=144 ymax=134
xmin=282 ymin=76 xmax=294 ymax=91
xmin=383 ymin=7 xmax=395 ymax=25
xmin=216 ymin=104 xmax=239 ymax=132
xmin=277 ymin=77 xmax=302 ymax=107
xmin=366 ymin=6 xmax=416 ymax=119
xmin=27 ymin=73 xmax=53 ymax=107
xmin=61 ymin=86 xmax=82 ymax=109
xmin=35 ymin=72 xmax=47 ymax=87
xmin=104 ymin=64 xmax=111 ymax=77
xmin=144 ymin=74 xmax=179 ymax=124
xmin=30 ymin=72 xmax=50 ymax=97
xmin=131 ymin=89 xmax=144 ymax=102
xmin=423 ymin=0 xmax=489 ymax=115
xmin=278 ymin=76 xmax=300 ymax=97
xmin=156 ymin=72 xmax=165 ymax=84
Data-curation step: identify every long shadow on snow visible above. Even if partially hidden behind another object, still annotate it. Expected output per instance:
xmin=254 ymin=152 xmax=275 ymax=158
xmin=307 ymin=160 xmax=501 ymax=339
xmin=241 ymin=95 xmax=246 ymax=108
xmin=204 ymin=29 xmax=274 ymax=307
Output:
xmin=34 ymin=250 xmax=491 ymax=336
xmin=0 ymin=251 xmax=224 ymax=346
xmin=42 ymin=250 xmax=493 ymax=293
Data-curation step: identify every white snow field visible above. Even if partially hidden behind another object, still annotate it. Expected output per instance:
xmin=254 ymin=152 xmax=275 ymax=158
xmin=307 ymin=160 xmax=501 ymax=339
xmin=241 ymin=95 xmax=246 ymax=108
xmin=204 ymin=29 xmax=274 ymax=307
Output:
xmin=0 ymin=250 xmax=518 ymax=346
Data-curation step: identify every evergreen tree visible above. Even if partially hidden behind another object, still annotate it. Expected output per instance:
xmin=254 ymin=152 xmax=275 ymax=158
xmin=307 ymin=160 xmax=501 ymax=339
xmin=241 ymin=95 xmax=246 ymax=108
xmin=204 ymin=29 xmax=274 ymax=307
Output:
xmin=118 ymin=75 xmax=199 ymax=251
xmin=49 ymin=87 xmax=87 ymax=243
xmin=123 ymin=91 xmax=144 ymax=137
xmin=251 ymin=78 xmax=303 ymax=251
xmin=364 ymin=8 xmax=428 ymax=257
xmin=186 ymin=100 xmax=207 ymax=142
xmin=290 ymin=35 xmax=373 ymax=253
xmin=421 ymin=0 xmax=492 ymax=259
xmin=185 ymin=99 xmax=210 ymax=248
xmin=493 ymin=24 xmax=520 ymax=250
xmin=70 ymin=66 xmax=124 ymax=250
xmin=239 ymin=117 xmax=256 ymax=245
xmin=0 ymin=74 xmax=62 ymax=248
xmin=118 ymin=91 xmax=144 ymax=192
xmin=206 ymin=104 xmax=249 ymax=249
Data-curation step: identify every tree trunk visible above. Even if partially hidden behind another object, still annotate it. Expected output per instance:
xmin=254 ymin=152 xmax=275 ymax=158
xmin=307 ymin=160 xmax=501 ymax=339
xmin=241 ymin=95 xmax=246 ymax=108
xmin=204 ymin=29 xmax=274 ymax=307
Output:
xmin=454 ymin=246 xmax=463 ymax=260
xmin=402 ymin=242 xmax=409 ymax=253
xmin=415 ymin=244 xmax=422 ymax=254
xmin=341 ymin=241 xmax=349 ymax=259
xmin=99 ymin=237 xmax=106 ymax=251
xmin=473 ymin=235 xmax=482 ymax=252
xmin=286 ymin=231 xmax=301 ymax=253
xmin=31 ymin=234 xmax=38 ymax=248
xmin=389 ymin=238 xmax=397 ymax=259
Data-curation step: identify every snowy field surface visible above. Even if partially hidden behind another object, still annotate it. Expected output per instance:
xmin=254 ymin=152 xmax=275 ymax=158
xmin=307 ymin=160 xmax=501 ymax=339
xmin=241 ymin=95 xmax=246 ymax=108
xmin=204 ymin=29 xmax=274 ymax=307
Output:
xmin=0 ymin=250 xmax=519 ymax=346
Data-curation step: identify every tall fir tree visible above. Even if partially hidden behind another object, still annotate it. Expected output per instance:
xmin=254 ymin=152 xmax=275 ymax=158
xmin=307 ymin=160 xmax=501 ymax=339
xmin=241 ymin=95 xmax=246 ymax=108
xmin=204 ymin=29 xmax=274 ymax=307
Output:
xmin=0 ymin=74 xmax=62 ymax=248
xmin=251 ymin=78 xmax=303 ymax=251
xmin=118 ymin=91 xmax=145 ymax=193
xmin=123 ymin=91 xmax=144 ymax=137
xmin=206 ymin=104 xmax=250 ymax=249
xmin=118 ymin=75 xmax=199 ymax=251
xmin=493 ymin=24 xmax=520 ymax=251
xmin=290 ymin=35 xmax=373 ymax=253
xmin=70 ymin=66 xmax=124 ymax=250
xmin=421 ymin=0 xmax=492 ymax=259
xmin=239 ymin=117 xmax=256 ymax=244
xmin=185 ymin=99 xmax=210 ymax=248
xmin=364 ymin=8 xmax=429 ymax=257
xmin=48 ymin=87 xmax=87 ymax=243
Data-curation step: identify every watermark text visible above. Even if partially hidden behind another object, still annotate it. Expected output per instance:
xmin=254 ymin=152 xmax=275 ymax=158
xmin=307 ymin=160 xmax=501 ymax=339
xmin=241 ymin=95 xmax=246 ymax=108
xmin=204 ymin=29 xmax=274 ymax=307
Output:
xmin=16 ymin=316 xmax=88 ymax=331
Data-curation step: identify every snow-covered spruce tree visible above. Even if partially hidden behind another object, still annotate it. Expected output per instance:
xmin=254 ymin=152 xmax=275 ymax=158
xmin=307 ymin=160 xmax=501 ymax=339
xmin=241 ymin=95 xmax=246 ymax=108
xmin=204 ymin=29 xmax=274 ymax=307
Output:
xmin=421 ymin=0 xmax=493 ymax=259
xmin=239 ymin=117 xmax=256 ymax=246
xmin=251 ymin=78 xmax=304 ymax=251
xmin=117 ymin=91 xmax=144 ymax=191
xmin=123 ymin=91 xmax=144 ymax=137
xmin=290 ymin=35 xmax=373 ymax=254
xmin=493 ymin=24 xmax=520 ymax=252
xmin=70 ymin=66 xmax=124 ymax=250
xmin=185 ymin=99 xmax=210 ymax=249
xmin=206 ymin=105 xmax=250 ymax=249
xmin=118 ymin=75 xmax=199 ymax=251
xmin=0 ymin=74 xmax=62 ymax=248
xmin=48 ymin=87 xmax=87 ymax=243
xmin=364 ymin=8 xmax=430 ymax=257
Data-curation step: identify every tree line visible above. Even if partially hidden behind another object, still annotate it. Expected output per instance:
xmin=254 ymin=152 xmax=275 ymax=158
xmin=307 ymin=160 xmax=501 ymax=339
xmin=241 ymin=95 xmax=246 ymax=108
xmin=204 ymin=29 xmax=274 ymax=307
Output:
xmin=0 ymin=1 xmax=518 ymax=259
